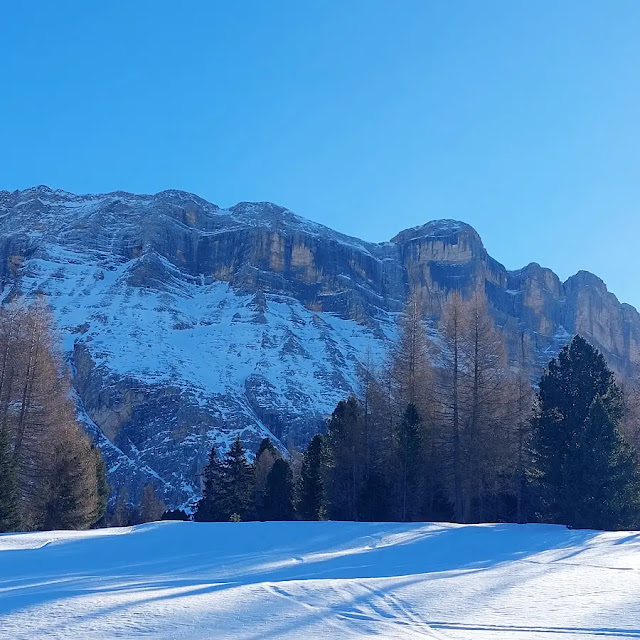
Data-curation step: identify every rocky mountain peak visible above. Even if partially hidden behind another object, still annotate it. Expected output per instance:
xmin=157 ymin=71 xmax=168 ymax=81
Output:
xmin=390 ymin=218 xmax=480 ymax=245
xmin=1 ymin=186 xmax=639 ymax=508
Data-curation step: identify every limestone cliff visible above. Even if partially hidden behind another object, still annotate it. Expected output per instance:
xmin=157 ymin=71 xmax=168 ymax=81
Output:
xmin=1 ymin=186 xmax=638 ymax=506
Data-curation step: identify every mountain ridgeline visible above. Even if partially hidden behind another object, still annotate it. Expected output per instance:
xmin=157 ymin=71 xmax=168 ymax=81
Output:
xmin=1 ymin=186 xmax=638 ymax=507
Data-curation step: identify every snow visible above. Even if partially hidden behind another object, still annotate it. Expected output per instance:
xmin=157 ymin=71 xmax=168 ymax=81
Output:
xmin=7 ymin=221 xmax=392 ymax=502
xmin=14 ymin=239 xmax=389 ymax=415
xmin=1 ymin=521 xmax=639 ymax=639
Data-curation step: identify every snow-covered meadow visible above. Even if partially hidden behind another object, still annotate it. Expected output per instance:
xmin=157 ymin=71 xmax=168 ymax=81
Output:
xmin=1 ymin=521 xmax=639 ymax=639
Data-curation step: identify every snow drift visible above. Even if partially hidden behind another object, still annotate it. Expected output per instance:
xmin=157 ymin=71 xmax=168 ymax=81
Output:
xmin=1 ymin=521 xmax=639 ymax=639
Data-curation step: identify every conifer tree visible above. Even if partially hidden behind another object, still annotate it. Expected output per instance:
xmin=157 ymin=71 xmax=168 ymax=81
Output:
xmin=220 ymin=438 xmax=254 ymax=521
xmin=91 ymin=445 xmax=109 ymax=527
xmin=357 ymin=351 xmax=394 ymax=521
xmin=357 ymin=470 xmax=391 ymax=522
xmin=530 ymin=336 xmax=640 ymax=529
xmin=435 ymin=293 xmax=512 ymax=523
xmin=395 ymin=403 xmax=423 ymax=521
xmin=42 ymin=424 xmax=101 ymax=530
xmin=621 ymin=376 xmax=640 ymax=451
xmin=161 ymin=508 xmax=189 ymax=521
xmin=195 ymin=446 xmax=225 ymax=522
xmin=256 ymin=437 xmax=278 ymax=460
xmin=436 ymin=293 xmax=466 ymax=522
xmin=565 ymin=397 xmax=640 ymax=529
xmin=298 ymin=434 xmax=328 ymax=520
xmin=254 ymin=442 xmax=277 ymax=520
xmin=0 ymin=426 xmax=19 ymax=532
xmin=327 ymin=396 xmax=365 ymax=520
xmin=511 ymin=333 xmax=535 ymax=524
xmin=262 ymin=458 xmax=295 ymax=520
xmin=0 ymin=299 xmax=105 ymax=530
xmin=460 ymin=293 xmax=510 ymax=522
xmin=391 ymin=293 xmax=431 ymax=407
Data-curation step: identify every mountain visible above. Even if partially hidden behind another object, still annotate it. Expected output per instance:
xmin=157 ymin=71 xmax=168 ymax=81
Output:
xmin=1 ymin=186 xmax=638 ymax=507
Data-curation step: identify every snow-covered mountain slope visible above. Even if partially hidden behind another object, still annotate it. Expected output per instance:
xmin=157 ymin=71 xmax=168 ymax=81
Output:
xmin=1 ymin=186 xmax=639 ymax=507
xmin=0 ymin=187 xmax=401 ymax=506
xmin=1 ymin=521 xmax=639 ymax=639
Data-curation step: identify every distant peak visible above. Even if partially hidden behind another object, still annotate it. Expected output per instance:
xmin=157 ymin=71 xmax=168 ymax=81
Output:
xmin=564 ymin=270 xmax=607 ymax=291
xmin=390 ymin=219 xmax=479 ymax=244
xmin=230 ymin=201 xmax=288 ymax=216
xmin=18 ymin=184 xmax=54 ymax=195
xmin=152 ymin=189 xmax=219 ymax=210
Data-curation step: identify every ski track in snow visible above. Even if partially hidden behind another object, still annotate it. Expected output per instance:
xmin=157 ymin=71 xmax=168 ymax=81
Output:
xmin=1 ymin=522 xmax=640 ymax=639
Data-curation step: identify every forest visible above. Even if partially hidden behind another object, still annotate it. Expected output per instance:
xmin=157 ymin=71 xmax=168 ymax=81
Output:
xmin=195 ymin=293 xmax=640 ymax=531
xmin=2 ymin=293 xmax=640 ymax=533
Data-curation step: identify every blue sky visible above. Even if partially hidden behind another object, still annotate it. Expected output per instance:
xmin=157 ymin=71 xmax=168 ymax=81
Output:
xmin=1 ymin=1 xmax=639 ymax=307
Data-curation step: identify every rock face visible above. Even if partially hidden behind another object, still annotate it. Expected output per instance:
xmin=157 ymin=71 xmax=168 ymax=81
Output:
xmin=1 ymin=186 xmax=638 ymax=507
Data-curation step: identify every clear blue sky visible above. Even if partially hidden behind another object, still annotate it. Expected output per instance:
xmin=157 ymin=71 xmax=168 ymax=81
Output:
xmin=1 ymin=1 xmax=639 ymax=307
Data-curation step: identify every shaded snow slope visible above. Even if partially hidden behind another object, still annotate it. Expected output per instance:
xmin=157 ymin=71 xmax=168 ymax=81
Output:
xmin=0 ymin=187 xmax=396 ymax=507
xmin=1 ymin=521 xmax=639 ymax=639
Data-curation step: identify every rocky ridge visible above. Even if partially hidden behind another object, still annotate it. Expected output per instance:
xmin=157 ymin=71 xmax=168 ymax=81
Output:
xmin=1 ymin=186 xmax=638 ymax=507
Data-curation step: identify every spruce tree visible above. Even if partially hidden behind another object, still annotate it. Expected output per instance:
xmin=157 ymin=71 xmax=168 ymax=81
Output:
xmin=327 ymin=396 xmax=365 ymax=520
xmin=254 ymin=446 xmax=277 ymax=520
xmin=195 ymin=447 xmax=225 ymax=522
xmin=0 ymin=426 xmax=19 ymax=532
xmin=531 ymin=336 xmax=640 ymax=529
xmin=565 ymin=397 xmax=640 ymax=529
xmin=42 ymin=425 xmax=100 ymax=531
xmin=357 ymin=470 xmax=391 ymax=522
xmin=395 ymin=403 xmax=423 ymax=521
xmin=256 ymin=437 xmax=278 ymax=460
xmin=298 ymin=434 xmax=328 ymax=520
xmin=220 ymin=438 xmax=254 ymax=521
xmin=262 ymin=458 xmax=295 ymax=520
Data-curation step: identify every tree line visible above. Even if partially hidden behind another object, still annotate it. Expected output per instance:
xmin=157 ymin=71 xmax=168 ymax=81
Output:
xmin=196 ymin=293 xmax=640 ymax=531
xmin=0 ymin=299 xmax=108 ymax=532
xmin=3 ymin=293 xmax=637 ymax=533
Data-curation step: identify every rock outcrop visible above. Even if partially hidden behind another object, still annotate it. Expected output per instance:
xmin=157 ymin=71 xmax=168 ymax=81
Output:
xmin=1 ymin=186 xmax=638 ymax=506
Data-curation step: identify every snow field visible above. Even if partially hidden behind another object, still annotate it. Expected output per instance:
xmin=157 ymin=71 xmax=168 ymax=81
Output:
xmin=1 ymin=521 xmax=640 ymax=639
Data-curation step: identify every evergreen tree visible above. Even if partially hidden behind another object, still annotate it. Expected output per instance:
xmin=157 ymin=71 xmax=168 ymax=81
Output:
xmin=194 ymin=447 xmax=225 ymax=522
xmin=0 ymin=426 xmax=19 ymax=532
xmin=327 ymin=396 xmax=365 ymax=520
xmin=395 ymin=403 xmax=423 ymax=521
xmin=298 ymin=434 xmax=328 ymax=520
xmin=256 ymin=437 xmax=278 ymax=460
xmin=357 ymin=470 xmax=391 ymax=522
xmin=262 ymin=458 xmax=295 ymax=520
xmin=161 ymin=508 xmax=190 ymax=521
xmin=565 ymin=397 xmax=640 ymax=529
xmin=254 ymin=446 xmax=277 ymax=520
xmin=90 ymin=445 xmax=109 ymax=527
xmin=531 ymin=336 xmax=640 ymax=529
xmin=42 ymin=425 xmax=101 ymax=530
xmin=220 ymin=438 xmax=254 ymax=521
